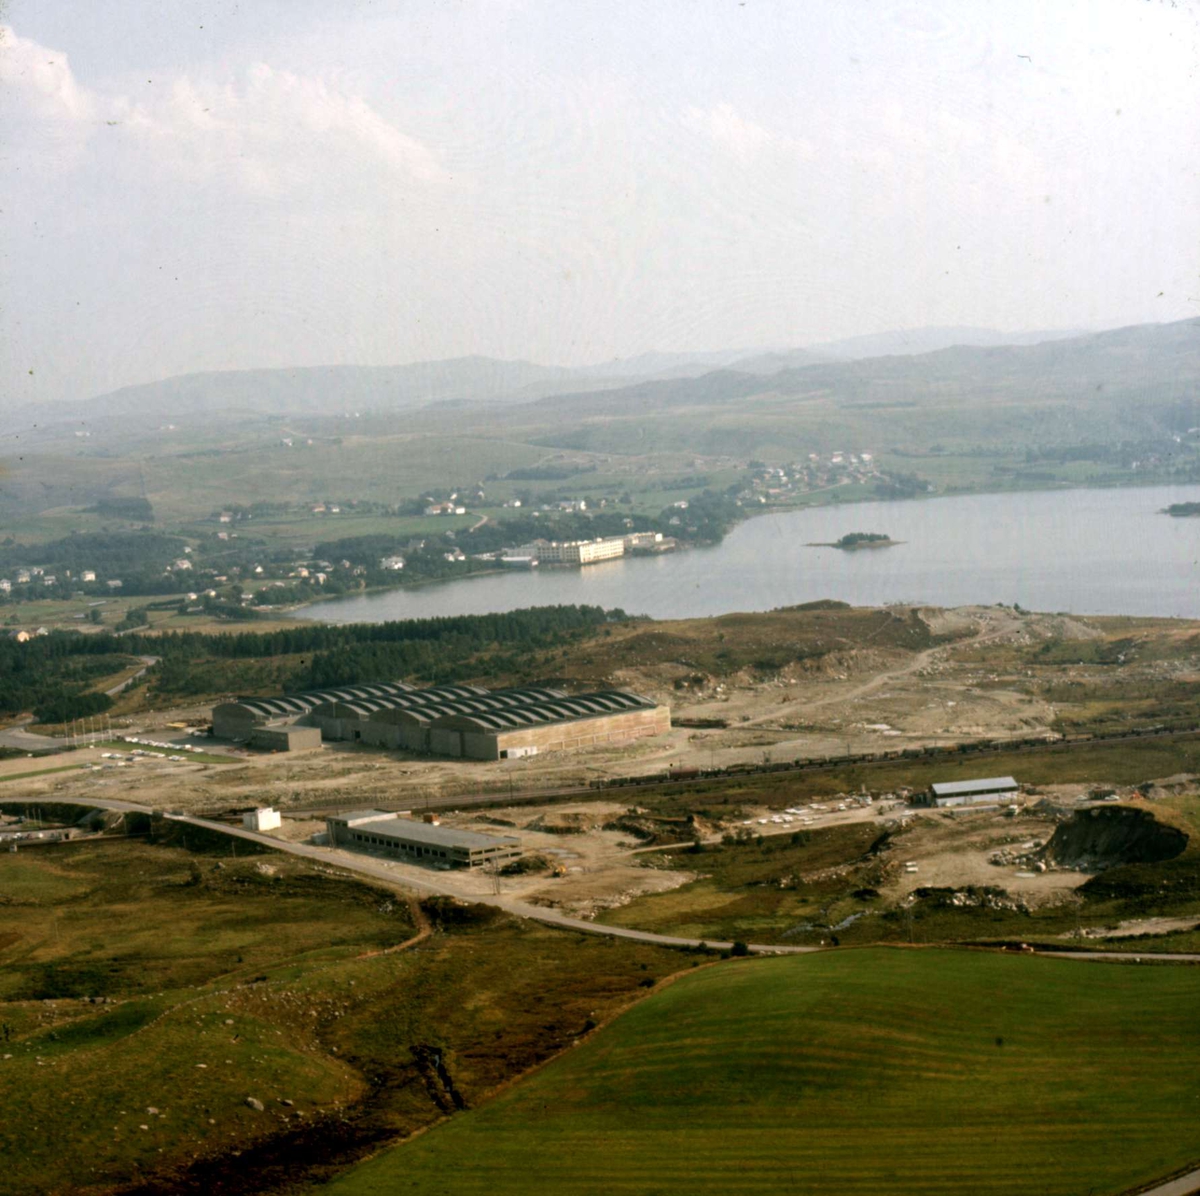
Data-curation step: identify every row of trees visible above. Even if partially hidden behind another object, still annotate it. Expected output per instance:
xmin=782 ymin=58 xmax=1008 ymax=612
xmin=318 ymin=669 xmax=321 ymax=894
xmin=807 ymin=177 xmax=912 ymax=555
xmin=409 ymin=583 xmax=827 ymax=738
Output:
xmin=0 ymin=635 xmax=130 ymax=721
xmin=1 ymin=606 xmax=627 ymax=707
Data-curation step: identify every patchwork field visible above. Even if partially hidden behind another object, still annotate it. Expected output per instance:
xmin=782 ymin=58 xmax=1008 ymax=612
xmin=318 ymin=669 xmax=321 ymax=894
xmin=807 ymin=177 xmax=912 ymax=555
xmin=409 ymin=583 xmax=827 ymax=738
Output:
xmin=327 ymin=948 xmax=1200 ymax=1196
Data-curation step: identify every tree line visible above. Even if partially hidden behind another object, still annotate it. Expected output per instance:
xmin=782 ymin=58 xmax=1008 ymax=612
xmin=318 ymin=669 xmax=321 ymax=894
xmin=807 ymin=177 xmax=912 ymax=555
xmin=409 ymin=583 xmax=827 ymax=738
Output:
xmin=0 ymin=605 xmax=627 ymax=713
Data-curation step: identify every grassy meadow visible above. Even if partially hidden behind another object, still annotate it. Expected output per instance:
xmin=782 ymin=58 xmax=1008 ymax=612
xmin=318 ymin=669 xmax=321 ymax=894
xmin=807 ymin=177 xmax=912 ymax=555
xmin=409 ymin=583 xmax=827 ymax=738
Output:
xmin=327 ymin=948 xmax=1200 ymax=1196
xmin=0 ymin=839 xmax=684 ymax=1196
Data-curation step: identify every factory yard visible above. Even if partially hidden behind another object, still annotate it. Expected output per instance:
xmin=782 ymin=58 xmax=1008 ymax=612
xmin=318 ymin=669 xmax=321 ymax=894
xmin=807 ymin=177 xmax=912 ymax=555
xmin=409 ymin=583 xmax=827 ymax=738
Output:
xmin=7 ymin=604 xmax=1200 ymax=821
xmin=5 ymin=723 xmax=1193 ymax=936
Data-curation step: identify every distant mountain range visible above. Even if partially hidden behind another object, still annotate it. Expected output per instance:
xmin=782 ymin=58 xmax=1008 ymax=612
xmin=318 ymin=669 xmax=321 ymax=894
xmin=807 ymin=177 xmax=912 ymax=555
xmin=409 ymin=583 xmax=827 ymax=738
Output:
xmin=808 ymin=325 xmax=1087 ymax=359
xmin=525 ymin=318 xmax=1200 ymax=420
xmin=9 ymin=357 xmax=594 ymax=430
xmin=8 ymin=320 xmax=1193 ymax=435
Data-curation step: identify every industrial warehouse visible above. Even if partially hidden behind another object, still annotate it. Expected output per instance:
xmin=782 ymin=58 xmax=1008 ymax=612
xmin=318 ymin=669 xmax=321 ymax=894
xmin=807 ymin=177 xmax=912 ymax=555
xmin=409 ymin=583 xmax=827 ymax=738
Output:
xmin=212 ymin=681 xmax=670 ymax=760
xmin=919 ymin=776 xmax=1021 ymax=808
xmin=326 ymin=810 xmax=522 ymax=869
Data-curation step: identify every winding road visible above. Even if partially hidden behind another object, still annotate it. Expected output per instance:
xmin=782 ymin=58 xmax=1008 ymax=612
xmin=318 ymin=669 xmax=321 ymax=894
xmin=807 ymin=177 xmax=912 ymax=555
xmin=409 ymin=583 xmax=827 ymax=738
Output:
xmin=7 ymin=793 xmax=1200 ymax=966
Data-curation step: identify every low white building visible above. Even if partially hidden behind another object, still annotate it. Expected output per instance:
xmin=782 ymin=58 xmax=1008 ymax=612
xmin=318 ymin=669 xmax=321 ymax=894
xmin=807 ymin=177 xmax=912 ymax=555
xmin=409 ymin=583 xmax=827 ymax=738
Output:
xmin=243 ymin=807 xmax=282 ymax=832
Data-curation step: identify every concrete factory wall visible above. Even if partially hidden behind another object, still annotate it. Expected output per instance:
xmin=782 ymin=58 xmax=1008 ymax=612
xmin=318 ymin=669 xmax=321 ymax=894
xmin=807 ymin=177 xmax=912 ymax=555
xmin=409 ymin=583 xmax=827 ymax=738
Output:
xmin=250 ymin=725 xmax=323 ymax=753
xmin=489 ymin=705 xmax=671 ymax=761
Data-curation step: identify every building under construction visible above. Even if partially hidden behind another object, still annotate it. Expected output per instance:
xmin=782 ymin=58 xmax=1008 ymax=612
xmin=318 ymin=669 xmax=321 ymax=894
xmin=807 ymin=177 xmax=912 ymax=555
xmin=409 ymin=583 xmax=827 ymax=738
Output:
xmin=326 ymin=810 xmax=522 ymax=868
xmin=212 ymin=681 xmax=670 ymax=760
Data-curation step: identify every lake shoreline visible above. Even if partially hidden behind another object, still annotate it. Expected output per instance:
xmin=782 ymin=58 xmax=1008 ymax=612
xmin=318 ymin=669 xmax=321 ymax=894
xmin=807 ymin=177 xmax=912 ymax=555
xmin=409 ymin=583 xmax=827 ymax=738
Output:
xmin=293 ymin=482 xmax=1200 ymax=624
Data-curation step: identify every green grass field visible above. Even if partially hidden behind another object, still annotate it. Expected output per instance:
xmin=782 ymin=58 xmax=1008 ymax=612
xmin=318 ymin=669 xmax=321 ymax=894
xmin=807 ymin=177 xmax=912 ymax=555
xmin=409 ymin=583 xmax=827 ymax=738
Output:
xmin=0 ymin=840 xmax=686 ymax=1195
xmin=327 ymin=949 xmax=1200 ymax=1196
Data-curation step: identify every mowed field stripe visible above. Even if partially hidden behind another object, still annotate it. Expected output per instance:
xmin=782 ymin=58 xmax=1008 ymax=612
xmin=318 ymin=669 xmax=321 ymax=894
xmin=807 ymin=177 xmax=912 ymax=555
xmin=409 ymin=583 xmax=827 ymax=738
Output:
xmin=323 ymin=949 xmax=1200 ymax=1196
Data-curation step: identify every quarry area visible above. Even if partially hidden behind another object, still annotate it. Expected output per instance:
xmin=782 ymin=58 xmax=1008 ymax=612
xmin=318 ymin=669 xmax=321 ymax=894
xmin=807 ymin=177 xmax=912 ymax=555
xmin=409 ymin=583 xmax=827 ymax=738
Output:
xmin=5 ymin=603 xmax=1199 ymax=947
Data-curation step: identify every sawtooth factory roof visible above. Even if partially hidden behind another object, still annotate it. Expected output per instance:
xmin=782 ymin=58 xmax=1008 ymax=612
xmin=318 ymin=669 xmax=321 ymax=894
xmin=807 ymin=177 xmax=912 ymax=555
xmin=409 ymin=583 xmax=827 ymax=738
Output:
xmin=310 ymin=685 xmax=568 ymax=720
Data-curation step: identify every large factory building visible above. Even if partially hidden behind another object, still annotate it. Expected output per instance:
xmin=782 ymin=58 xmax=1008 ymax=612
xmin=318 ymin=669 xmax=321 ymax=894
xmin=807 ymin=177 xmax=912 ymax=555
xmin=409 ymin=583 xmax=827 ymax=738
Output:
xmin=213 ymin=681 xmax=670 ymax=760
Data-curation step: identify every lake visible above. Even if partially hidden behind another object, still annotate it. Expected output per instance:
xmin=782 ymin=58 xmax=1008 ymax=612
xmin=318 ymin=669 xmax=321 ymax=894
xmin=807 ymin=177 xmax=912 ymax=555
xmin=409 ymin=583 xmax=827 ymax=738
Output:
xmin=298 ymin=484 xmax=1200 ymax=623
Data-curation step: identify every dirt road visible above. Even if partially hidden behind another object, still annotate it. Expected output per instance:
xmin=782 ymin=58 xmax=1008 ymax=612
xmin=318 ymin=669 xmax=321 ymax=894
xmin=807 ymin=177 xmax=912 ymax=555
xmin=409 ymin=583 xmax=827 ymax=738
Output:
xmin=9 ymin=794 xmax=1200 ymax=968
xmin=737 ymin=607 xmax=1026 ymax=730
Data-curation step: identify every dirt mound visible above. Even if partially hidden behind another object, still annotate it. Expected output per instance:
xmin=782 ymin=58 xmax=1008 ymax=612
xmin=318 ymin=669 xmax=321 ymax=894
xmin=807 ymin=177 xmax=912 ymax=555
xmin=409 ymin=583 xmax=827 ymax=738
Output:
xmin=1037 ymin=614 xmax=1103 ymax=641
xmin=500 ymin=853 xmax=550 ymax=876
xmin=525 ymin=811 xmax=602 ymax=835
xmin=1041 ymin=807 xmax=1188 ymax=872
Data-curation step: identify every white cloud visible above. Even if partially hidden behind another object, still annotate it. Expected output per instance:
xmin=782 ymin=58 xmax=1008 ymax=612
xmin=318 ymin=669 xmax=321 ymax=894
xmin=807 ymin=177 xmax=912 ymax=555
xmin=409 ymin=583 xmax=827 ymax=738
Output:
xmin=0 ymin=25 xmax=445 ymax=194
xmin=0 ymin=24 xmax=94 ymax=121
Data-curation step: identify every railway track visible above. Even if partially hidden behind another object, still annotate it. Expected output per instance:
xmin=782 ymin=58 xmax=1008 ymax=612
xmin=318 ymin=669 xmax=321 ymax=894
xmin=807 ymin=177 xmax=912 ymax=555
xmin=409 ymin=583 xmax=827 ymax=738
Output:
xmin=283 ymin=721 xmax=1200 ymax=818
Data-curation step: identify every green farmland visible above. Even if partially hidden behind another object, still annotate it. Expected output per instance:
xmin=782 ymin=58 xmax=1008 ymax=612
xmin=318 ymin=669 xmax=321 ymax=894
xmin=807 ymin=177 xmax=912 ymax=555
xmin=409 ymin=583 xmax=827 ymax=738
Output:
xmin=327 ymin=949 xmax=1200 ymax=1196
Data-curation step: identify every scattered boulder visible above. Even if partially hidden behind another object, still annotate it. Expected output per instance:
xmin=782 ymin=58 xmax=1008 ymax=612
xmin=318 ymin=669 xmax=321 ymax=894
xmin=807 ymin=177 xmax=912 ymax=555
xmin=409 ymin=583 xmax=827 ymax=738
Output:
xmin=245 ymin=1097 xmax=264 ymax=1112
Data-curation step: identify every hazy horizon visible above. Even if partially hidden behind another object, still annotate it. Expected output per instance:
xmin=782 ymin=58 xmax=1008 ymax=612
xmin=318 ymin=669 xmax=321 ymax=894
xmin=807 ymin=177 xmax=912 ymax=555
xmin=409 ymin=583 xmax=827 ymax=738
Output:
xmin=3 ymin=1 xmax=1197 ymax=408
xmin=11 ymin=318 xmax=1115 ymax=408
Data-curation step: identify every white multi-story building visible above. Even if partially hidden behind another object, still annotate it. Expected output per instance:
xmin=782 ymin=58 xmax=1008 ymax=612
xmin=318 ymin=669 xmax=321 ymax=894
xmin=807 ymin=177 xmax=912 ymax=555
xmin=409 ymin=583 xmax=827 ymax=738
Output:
xmin=520 ymin=537 xmax=625 ymax=565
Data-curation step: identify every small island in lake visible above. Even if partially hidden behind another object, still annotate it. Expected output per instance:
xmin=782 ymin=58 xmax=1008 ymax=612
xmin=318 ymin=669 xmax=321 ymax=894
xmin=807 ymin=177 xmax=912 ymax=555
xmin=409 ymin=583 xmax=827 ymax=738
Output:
xmin=1162 ymin=502 xmax=1200 ymax=518
xmin=808 ymin=532 xmax=901 ymax=550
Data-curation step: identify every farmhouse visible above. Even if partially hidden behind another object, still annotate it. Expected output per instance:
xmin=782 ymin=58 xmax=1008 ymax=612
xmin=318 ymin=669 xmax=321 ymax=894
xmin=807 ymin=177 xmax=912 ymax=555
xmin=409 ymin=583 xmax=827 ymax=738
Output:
xmin=326 ymin=810 xmax=521 ymax=868
xmin=212 ymin=681 xmax=670 ymax=760
xmin=922 ymin=776 xmax=1020 ymax=808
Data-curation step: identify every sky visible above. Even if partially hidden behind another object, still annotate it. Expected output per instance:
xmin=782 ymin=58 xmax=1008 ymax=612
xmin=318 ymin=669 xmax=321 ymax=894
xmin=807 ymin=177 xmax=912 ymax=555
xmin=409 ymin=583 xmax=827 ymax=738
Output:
xmin=2 ymin=0 xmax=1198 ymax=406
